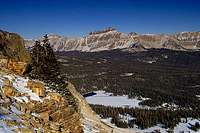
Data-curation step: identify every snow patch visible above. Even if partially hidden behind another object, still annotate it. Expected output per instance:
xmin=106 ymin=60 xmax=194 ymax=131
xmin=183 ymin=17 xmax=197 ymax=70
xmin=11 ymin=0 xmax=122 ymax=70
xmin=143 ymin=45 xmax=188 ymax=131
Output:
xmin=120 ymin=73 xmax=133 ymax=77
xmin=14 ymin=96 xmax=29 ymax=103
xmin=0 ymin=121 xmax=15 ymax=133
xmin=12 ymin=76 xmax=42 ymax=102
xmin=85 ymin=90 xmax=148 ymax=108
xmin=174 ymin=118 xmax=200 ymax=133
xmin=83 ymin=118 xmax=100 ymax=133
xmin=10 ymin=106 xmax=22 ymax=115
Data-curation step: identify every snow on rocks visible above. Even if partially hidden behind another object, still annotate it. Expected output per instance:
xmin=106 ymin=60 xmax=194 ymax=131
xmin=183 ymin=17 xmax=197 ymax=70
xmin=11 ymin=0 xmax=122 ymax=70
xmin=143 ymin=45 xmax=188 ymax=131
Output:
xmin=12 ymin=76 xmax=43 ymax=102
xmin=0 ymin=73 xmax=44 ymax=102
xmin=0 ymin=121 xmax=15 ymax=133
xmin=14 ymin=96 xmax=29 ymax=103
xmin=10 ymin=106 xmax=23 ymax=115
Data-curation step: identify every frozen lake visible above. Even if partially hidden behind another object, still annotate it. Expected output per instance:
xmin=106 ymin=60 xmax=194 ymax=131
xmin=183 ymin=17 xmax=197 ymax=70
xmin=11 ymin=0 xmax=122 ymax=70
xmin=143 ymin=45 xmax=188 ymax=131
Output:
xmin=85 ymin=90 xmax=147 ymax=108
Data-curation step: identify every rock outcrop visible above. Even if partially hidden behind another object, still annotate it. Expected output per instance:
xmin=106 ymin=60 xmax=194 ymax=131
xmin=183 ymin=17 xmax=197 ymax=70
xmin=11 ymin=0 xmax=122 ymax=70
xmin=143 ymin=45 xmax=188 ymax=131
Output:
xmin=27 ymin=80 xmax=45 ymax=97
xmin=0 ymin=72 xmax=83 ymax=133
xmin=0 ymin=30 xmax=31 ymax=74
xmin=0 ymin=30 xmax=30 ymax=62
xmin=25 ymin=28 xmax=200 ymax=52
xmin=173 ymin=32 xmax=200 ymax=49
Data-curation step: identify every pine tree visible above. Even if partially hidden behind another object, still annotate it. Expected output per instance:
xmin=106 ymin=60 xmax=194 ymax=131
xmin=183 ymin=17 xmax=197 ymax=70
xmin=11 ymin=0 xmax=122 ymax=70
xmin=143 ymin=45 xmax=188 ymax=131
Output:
xmin=30 ymin=35 xmax=61 ymax=83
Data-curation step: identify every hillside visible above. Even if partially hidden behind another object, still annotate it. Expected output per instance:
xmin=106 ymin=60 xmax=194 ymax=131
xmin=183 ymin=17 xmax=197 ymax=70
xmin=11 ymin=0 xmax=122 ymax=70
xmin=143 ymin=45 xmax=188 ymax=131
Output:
xmin=0 ymin=30 xmax=124 ymax=133
xmin=0 ymin=70 xmax=83 ymax=133
xmin=25 ymin=28 xmax=200 ymax=52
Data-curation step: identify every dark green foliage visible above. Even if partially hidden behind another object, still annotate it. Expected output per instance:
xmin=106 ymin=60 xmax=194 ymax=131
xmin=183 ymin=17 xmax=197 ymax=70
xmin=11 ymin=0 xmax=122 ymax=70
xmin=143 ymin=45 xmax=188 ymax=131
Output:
xmin=91 ymin=104 xmax=200 ymax=129
xmin=190 ymin=122 xmax=200 ymax=131
xmin=111 ymin=115 xmax=129 ymax=128
xmin=56 ymin=49 xmax=200 ymax=109
xmin=56 ymin=49 xmax=200 ymax=129
xmin=29 ymin=36 xmax=61 ymax=83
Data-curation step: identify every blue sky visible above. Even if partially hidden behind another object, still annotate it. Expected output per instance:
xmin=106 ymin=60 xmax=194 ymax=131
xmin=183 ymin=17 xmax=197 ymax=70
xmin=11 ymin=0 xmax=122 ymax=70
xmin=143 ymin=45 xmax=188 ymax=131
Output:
xmin=0 ymin=0 xmax=200 ymax=38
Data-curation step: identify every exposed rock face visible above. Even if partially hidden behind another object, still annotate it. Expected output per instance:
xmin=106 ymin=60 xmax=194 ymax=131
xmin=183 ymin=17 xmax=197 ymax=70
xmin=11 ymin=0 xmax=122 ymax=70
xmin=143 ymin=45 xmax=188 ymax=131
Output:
xmin=0 ymin=58 xmax=8 ymax=67
xmin=27 ymin=80 xmax=45 ymax=97
xmin=25 ymin=28 xmax=200 ymax=52
xmin=0 ymin=73 xmax=83 ymax=133
xmin=0 ymin=59 xmax=28 ymax=75
xmin=0 ymin=30 xmax=30 ymax=74
xmin=174 ymin=32 xmax=200 ymax=49
xmin=2 ymin=85 xmax=16 ymax=97
xmin=0 ymin=30 xmax=30 ymax=62
xmin=47 ymin=92 xmax=64 ymax=102
xmin=7 ymin=59 xmax=28 ymax=75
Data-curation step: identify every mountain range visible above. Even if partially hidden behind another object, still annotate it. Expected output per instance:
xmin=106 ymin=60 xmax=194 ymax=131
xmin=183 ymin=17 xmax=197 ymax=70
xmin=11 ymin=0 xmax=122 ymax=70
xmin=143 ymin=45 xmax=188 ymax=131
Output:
xmin=25 ymin=27 xmax=200 ymax=52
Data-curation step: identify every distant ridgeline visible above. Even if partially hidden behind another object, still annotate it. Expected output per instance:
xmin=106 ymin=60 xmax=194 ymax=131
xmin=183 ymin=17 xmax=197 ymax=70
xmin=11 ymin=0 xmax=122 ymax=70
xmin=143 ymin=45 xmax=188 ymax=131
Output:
xmin=25 ymin=28 xmax=200 ymax=52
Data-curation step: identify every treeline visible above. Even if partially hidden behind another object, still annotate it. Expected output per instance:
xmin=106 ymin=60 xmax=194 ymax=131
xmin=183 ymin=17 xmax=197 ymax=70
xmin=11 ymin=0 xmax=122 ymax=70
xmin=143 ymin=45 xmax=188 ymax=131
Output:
xmin=90 ymin=104 xmax=200 ymax=129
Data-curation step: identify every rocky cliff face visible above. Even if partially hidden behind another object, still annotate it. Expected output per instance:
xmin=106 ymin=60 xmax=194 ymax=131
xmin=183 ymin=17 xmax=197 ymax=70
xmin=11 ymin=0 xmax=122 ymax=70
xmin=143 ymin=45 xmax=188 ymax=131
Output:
xmin=0 ymin=30 xmax=30 ymax=62
xmin=173 ymin=32 xmax=200 ymax=49
xmin=0 ymin=71 xmax=83 ymax=133
xmin=25 ymin=28 xmax=200 ymax=52
xmin=0 ymin=30 xmax=31 ymax=75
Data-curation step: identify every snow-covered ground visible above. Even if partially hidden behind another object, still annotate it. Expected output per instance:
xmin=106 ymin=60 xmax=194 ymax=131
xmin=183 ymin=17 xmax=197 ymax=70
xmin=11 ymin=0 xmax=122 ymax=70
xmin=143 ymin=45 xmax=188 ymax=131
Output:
xmin=85 ymin=90 xmax=200 ymax=133
xmin=101 ymin=116 xmax=200 ymax=133
xmin=2 ymin=75 xmax=43 ymax=102
xmin=85 ymin=90 xmax=149 ymax=108
xmin=82 ymin=118 xmax=100 ymax=133
xmin=137 ymin=118 xmax=200 ymax=133
xmin=0 ymin=121 xmax=15 ymax=133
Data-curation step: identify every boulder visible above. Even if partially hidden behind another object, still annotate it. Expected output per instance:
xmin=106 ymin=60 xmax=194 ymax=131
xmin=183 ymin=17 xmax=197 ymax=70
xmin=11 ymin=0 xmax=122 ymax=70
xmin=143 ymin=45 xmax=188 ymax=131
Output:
xmin=0 ymin=30 xmax=31 ymax=63
xmin=0 ymin=58 xmax=8 ymax=67
xmin=2 ymin=85 xmax=16 ymax=98
xmin=48 ymin=92 xmax=64 ymax=103
xmin=19 ymin=103 xmax=31 ymax=113
xmin=3 ymin=78 xmax=12 ymax=86
xmin=27 ymin=80 xmax=45 ymax=97
xmin=7 ymin=59 xmax=28 ymax=75
xmin=49 ymin=122 xmax=61 ymax=131
xmin=39 ymin=111 xmax=49 ymax=122
xmin=0 ymin=30 xmax=31 ymax=75
xmin=17 ymin=128 xmax=34 ymax=133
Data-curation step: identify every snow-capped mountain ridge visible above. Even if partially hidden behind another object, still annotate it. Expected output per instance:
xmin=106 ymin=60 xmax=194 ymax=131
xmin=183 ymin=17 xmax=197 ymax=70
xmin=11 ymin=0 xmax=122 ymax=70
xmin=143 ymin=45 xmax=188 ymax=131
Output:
xmin=25 ymin=28 xmax=200 ymax=52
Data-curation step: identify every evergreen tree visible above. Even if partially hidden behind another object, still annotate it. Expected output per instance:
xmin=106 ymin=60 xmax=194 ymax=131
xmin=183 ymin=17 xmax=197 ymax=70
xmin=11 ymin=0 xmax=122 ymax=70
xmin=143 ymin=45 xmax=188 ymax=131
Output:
xmin=30 ymin=35 xmax=61 ymax=83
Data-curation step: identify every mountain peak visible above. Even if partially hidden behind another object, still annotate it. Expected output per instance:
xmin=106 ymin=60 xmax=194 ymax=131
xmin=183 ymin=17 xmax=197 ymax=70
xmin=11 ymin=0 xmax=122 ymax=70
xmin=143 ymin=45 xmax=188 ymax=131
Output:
xmin=88 ymin=27 xmax=117 ymax=35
